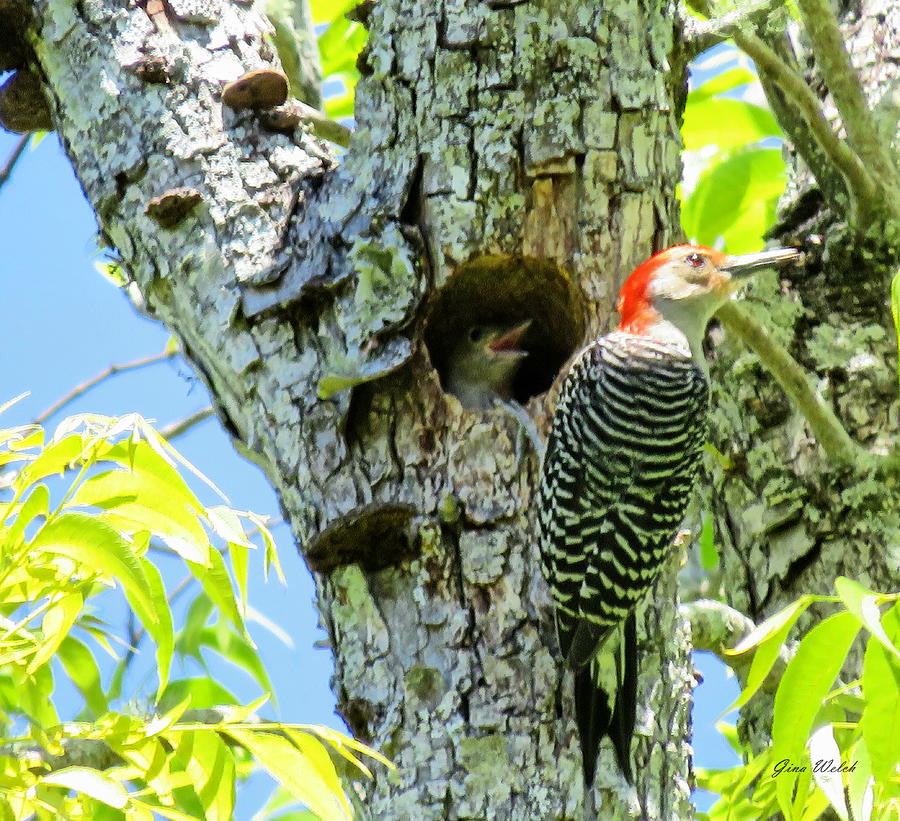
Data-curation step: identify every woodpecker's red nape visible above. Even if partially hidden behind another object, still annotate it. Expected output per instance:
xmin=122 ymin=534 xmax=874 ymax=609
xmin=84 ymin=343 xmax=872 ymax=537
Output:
xmin=616 ymin=244 xmax=725 ymax=334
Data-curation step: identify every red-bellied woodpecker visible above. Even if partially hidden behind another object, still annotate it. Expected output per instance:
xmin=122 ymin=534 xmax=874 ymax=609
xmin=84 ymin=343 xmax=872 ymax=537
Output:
xmin=446 ymin=320 xmax=531 ymax=410
xmin=537 ymin=244 xmax=800 ymax=785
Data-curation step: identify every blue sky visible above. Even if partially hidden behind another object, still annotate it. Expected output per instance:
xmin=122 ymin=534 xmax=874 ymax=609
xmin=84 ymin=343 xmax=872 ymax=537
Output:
xmin=0 ymin=129 xmax=738 ymax=816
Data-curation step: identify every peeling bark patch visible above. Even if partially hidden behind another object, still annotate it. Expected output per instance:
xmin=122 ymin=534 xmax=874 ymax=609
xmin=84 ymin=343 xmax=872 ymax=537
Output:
xmin=305 ymin=502 xmax=420 ymax=573
xmin=221 ymin=69 xmax=288 ymax=110
xmin=425 ymin=254 xmax=586 ymax=404
xmin=145 ymin=187 xmax=203 ymax=228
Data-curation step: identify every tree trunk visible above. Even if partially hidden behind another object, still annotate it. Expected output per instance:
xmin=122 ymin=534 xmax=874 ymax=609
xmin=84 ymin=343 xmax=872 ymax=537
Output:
xmin=706 ymin=0 xmax=899 ymax=753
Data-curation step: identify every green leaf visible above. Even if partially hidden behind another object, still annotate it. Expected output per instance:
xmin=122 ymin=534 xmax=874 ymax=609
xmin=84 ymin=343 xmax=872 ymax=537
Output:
xmin=29 ymin=513 xmax=155 ymax=625
xmin=860 ymin=605 xmax=900 ymax=783
xmin=835 ymin=576 xmax=900 ymax=659
xmin=688 ymin=67 xmax=758 ymax=103
xmin=4 ymin=483 xmax=49 ymax=549
xmin=729 ymin=595 xmax=814 ymax=656
xmin=177 ymin=593 xmax=215 ymax=660
xmin=17 ymin=434 xmax=84 ymax=488
xmin=318 ymin=14 xmax=365 ymax=78
xmin=225 ymin=729 xmax=352 ymax=821
xmin=715 ymin=720 xmax=746 ymax=756
xmin=698 ymin=510 xmax=718 ymax=570
xmin=681 ymin=147 xmax=787 ymax=253
xmin=299 ymin=723 xmax=393 ymax=772
xmin=138 ymin=555 xmax=175 ymax=700
xmin=845 ymin=737 xmax=874 ymax=821
xmin=726 ymin=601 xmax=805 ymax=713
xmin=17 ymin=661 xmax=58 ymax=727
xmin=772 ymin=611 xmax=861 ymax=762
xmin=182 ymin=730 xmax=235 ymax=821
xmin=27 ymin=593 xmax=82 ymax=676
xmin=197 ymin=624 xmax=272 ymax=698
xmin=40 ymin=767 xmax=128 ymax=809
xmin=146 ymin=694 xmax=192 ymax=736
xmin=158 ymin=678 xmax=239 ymax=713
xmin=682 ymin=98 xmax=781 ymax=152
xmin=71 ymin=469 xmax=210 ymax=566
xmin=310 ymin=0 xmax=359 ymax=25
xmin=132 ymin=799 xmax=202 ymax=821
xmin=324 ymin=89 xmax=355 ymax=121
xmin=187 ymin=547 xmax=245 ymax=639
xmin=57 ymin=636 xmax=109 ymax=716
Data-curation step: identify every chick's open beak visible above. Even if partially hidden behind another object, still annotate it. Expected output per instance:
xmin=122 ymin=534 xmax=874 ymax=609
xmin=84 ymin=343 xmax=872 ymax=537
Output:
xmin=487 ymin=320 xmax=532 ymax=356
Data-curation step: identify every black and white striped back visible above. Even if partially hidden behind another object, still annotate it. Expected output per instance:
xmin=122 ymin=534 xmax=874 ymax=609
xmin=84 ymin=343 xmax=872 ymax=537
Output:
xmin=537 ymin=331 xmax=709 ymax=663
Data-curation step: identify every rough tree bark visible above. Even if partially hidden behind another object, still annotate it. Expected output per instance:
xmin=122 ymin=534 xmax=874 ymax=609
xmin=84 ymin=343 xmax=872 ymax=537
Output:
xmin=703 ymin=0 xmax=899 ymax=755
xmin=14 ymin=0 xmax=895 ymax=818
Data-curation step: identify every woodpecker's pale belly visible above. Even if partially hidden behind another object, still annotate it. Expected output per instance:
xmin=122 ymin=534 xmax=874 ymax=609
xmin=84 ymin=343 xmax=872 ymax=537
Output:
xmin=537 ymin=332 xmax=709 ymax=656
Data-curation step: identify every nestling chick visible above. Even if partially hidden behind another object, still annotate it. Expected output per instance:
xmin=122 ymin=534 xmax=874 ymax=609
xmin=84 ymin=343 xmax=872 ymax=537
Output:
xmin=446 ymin=320 xmax=531 ymax=410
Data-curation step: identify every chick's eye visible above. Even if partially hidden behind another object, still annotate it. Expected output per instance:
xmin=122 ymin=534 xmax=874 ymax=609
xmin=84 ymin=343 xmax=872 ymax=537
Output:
xmin=686 ymin=252 xmax=705 ymax=269
xmin=469 ymin=327 xmax=484 ymax=343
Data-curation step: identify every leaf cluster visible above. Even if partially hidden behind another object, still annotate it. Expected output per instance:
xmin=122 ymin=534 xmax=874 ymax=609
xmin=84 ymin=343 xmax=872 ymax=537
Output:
xmin=697 ymin=578 xmax=900 ymax=821
xmin=0 ymin=402 xmax=388 ymax=820
xmin=310 ymin=0 xmax=367 ymax=121
xmin=680 ymin=50 xmax=787 ymax=253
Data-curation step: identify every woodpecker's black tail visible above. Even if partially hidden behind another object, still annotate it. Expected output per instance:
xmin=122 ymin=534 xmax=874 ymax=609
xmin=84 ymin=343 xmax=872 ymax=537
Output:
xmin=573 ymin=613 xmax=638 ymax=785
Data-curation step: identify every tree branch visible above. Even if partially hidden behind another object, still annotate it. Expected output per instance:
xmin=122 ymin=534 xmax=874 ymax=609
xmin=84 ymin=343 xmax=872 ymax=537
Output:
xmin=289 ymin=99 xmax=352 ymax=148
xmin=34 ymin=349 xmax=178 ymax=424
xmin=715 ymin=301 xmax=865 ymax=469
xmin=681 ymin=598 xmax=790 ymax=692
xmin=159 ymin=406 xmax=214 ymax=441
xmin=681 ymin=0 xmax=785 ymax=60
xmin=795 ymin=0 xmax=900 ymax=220
xmin=0 ymin=133 xmax=28 ymax=193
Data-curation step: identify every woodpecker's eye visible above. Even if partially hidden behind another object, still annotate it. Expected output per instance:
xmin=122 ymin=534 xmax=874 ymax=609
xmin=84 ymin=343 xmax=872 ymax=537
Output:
xmin=686 ymin=252 xmax=705 ymax=269
xmin=469 ymin=327 xmax=484 ymax=343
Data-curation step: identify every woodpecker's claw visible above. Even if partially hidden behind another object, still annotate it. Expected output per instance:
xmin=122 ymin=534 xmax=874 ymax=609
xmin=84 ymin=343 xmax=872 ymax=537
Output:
xmin=720 ymin=247 xmax=801 ymax=278
xmin=487 ymin=320 xmax=532 ymax=355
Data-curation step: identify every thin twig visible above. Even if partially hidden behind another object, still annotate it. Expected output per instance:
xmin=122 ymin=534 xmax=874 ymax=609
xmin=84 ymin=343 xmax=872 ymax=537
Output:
xmin=795 ymin=0 xmax=900 ymax=219
xmin=0 ymin=134 xmax=29 ymax=193
xmin=294 ymin=99 xmax=352 ymax=147
xmin=159 ymin=406 xmax=215 ymax=441
xmin=716 ymin=301 xmax=864 ymax=469
xmin=261 ymin=99 xmax=352 ymax=147
xmin=34 ymin=349 xmax=178 ymax=424
xmin=682 ymin=0 xmax=784 ymax=56
xmin=681 ymin=599 xmax=790 ymax=691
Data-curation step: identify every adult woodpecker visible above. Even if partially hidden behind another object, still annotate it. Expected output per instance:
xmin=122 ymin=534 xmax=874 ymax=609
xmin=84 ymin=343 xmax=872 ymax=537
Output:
xmin=537 ymin=243 xmax=799 ymax=785
xmin=446 ymin=320 xmax=531 ymax=410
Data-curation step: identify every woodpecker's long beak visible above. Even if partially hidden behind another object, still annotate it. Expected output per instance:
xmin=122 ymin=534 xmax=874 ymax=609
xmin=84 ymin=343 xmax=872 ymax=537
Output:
xmin=719 ymin=247 xmax=801 ymax=279
xmin=487 ymin=320 xmax=532 ymax=357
